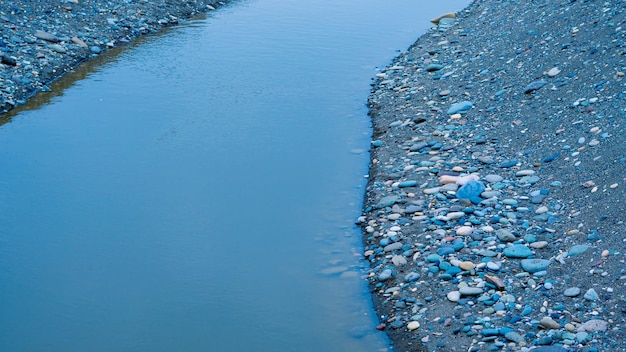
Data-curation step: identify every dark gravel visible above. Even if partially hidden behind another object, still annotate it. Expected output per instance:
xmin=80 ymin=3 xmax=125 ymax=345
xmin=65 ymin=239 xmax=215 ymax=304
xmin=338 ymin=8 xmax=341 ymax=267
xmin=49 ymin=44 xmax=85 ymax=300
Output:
xmin=0 ymin=0 xmax=230 ymax=114
xmin=361 ymin=0 xmax=625 ymax=351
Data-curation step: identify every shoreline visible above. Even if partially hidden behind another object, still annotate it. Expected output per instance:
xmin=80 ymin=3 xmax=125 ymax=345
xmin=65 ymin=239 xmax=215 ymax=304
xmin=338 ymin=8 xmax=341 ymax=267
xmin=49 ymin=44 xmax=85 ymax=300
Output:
xmin=0 ymin=0 xmax=231 ymax=115
xmin=361 ymin=1 xmax=625 ymax=351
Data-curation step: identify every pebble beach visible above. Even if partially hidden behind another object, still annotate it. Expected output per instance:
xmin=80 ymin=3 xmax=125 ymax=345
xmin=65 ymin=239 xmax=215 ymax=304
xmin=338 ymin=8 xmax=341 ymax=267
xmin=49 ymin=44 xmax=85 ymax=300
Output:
xmin=0 ymin=0 xmax=229 ymax=114
xmin=360 ymin=0 xmax=625 ymax=351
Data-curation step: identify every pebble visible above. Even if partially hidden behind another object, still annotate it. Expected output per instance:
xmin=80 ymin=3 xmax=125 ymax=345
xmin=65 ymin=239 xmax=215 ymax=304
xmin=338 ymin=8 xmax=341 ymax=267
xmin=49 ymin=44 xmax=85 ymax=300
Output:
xmin=503 ymin=245 xmax=532 ymax=258
xmin=520 ymin=259 xmax=551 ymax=273
xmin=447 ymin=101 xmax=473 ymax=115
xmin=564 ymin=287 xmax=581 ymax=297
xmin=447 ymin=290 xmax=461 ymax=302
xmin=459 ymin=286 xmax=483 ymax=296
xmin=524 ymin=79 xmax=548 ymax=93
xmin=547 ymin=67 xmax=561 ymax=77
xmin=456 ymin=180 xmax=485 ymax=204
xmin=456 ymin=226 xmax=473 ymax=236
xmin=407 ymin=321 xmax=420 ymax=331
xmin=583 ymin=288 xmax=599 ymax=301
xmin=540 ymin=316 xmax=561 ymax=329
xmin=577 ymin=319 xmax=608 ymax=332
xmin=458 ymin=261 xmax=475 ymax=271
xmin=568 ymin=244 xmax=589 ymax=256
xmin=484 ymin=174 xmax=503 ymax=183
xmin=495 ymin=229 xmax=514 ymax=242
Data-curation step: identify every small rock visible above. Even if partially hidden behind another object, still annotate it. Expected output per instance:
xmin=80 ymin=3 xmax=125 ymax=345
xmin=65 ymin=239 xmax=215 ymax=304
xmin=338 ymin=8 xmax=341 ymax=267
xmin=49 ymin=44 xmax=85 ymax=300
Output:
xmin=568 ymin=244 xmax=589 ymax=256
xmin=503 ymin=244 xmax=532 ymax=258
xmin=524 ymin=79 xmax=548 ymax=93
xmin=34 ymin=30 xmax=60 ymax=42
xmin=547 ymin=67 xmax=561 ymax=77
xmin=447 ymin=101 xmax=473 ymax=115
xmin=583 ymin=288 xmax=599 ymax=301
xmin=459 ymin=286 xmax=483 ymax=296
xmin=456 ymin=226 xmax=473 ymax=236
xmin=458 ymin=261 xmax=475 ymax=271
xmin=577 ymin=319 xmax=608 ymax=332
xmin=540 ymin=316 xmax=561 ymax=329
xmin=447 ymin=290 xmax=461 ymax=302
xmin=520 ymin=259 xmax=551 ymax=273
xmin=407 ymin=321 xmax=420 ymax=331
xmin=564 ymin=287 xmax=581 ymax=297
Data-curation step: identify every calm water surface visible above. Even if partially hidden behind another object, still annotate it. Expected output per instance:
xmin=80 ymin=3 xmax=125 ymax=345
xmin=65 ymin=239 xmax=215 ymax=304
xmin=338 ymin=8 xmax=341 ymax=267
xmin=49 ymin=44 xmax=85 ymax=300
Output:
xmin=0 ymin=1 xmax=468 ymax=351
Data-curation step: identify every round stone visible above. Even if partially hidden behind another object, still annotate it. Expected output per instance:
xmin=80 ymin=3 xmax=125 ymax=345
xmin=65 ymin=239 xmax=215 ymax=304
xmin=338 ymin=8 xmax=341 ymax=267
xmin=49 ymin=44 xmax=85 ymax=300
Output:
xmin=407 ymin=321 xmax=420 ymax=331
xmin=447 ymin=290 xmax=461 ymax=302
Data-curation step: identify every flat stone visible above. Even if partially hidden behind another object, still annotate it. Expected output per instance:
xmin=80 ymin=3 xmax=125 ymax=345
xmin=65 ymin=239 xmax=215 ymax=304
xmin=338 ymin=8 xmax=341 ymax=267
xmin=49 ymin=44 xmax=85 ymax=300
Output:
xmin=458 ymin=261 xmax=475 ymax=271
xmin=530 ymin=347 xmax=569 ymax=352
xmin=504 ymin=331 xmax=524 ymax=343
xmin=407 ymin=321 xmax=420 ymax=331
xmin=503 ymin=244 xmax=532 ymax=258
xmin=520 ymin=259 xmax=551 ymax=273
xmin=529 ymin=241 xmax=548 ymax=249
xmin=484 ymin=174 xmax=503 ymax=183
xmin=459 ymin=286 xmax=483 ymax=296
xmin=496 ymin=229 xmax=516 ymax=242
xmin=568 ymin=244 xmax=589 ymax=256
xmin=384 ymin=242 xmax=403 ymax=252
xmin=425 ymin=63 xmax=444 ymax=72
xmin=34 ymin=30 xmax=60 ymax=42
xmin=375 ymin=195 xmax=400 ymax=209
xmin=447 ymin=290 xmax=461 ymax=302
xmin=564 ymin=287 xmax=581 ymax=297
xmin=524 ymin=79 xmax=548 ymax=93
xmin=398 ymin=180 xmax=417 ymax=188
xmin=456 ymin=226 xmax=473 ymax=236
xmin=540 ymin=316 xmax=561 ymax=329
xmin=447 ymin=101 xmax=473 ymax=115
xmin=577 ymin=319 xmax=608 ymax=332
xmin=486 ymin=262 xmax=500 ymax=271
xmin=547 ymin=67 xmax=561 ymax=77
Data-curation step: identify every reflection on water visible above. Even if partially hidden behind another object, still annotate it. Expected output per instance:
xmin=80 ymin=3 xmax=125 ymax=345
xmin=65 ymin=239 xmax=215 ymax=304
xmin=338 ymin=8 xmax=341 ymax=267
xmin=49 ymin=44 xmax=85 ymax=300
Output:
xmin=0 ymin=0 xmax=468 ymax=351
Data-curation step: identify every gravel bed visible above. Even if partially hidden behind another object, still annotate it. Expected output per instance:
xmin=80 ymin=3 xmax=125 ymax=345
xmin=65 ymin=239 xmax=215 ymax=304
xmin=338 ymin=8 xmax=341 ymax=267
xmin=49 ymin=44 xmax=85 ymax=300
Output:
xmin=1 ymin=0 xmax=230 ymax=114
xmin=360 ymin=1 xmax=625 ymax=351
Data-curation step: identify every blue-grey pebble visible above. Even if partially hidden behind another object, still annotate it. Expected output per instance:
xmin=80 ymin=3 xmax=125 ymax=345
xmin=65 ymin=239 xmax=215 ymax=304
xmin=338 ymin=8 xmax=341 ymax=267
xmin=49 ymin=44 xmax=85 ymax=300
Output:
xmin=520 ymin=259 xmax=551 ymax=273
xmin=564 ymin=287 xmax=581 ymax=297
xmin=584 ymin=288 xmax=599 ymax=301
xmin=568 ymin=244 xmax=589 ymax=256
xmin=447 ymin=101 xmax=473 ymax=115
xmin=503 ymin=244 xmax=533 ymax=258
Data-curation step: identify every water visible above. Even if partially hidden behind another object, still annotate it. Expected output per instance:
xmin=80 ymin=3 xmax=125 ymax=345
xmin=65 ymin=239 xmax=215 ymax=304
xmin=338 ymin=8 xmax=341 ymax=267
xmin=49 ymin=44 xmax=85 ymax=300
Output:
xmin=0 ymin=1 xmax=468 ymax=351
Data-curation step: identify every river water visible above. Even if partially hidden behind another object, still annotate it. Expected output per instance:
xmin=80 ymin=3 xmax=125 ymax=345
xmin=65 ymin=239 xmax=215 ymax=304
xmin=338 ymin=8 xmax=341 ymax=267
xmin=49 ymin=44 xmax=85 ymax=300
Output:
xmin=0 ymin=1 xmax=468 ymax=351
